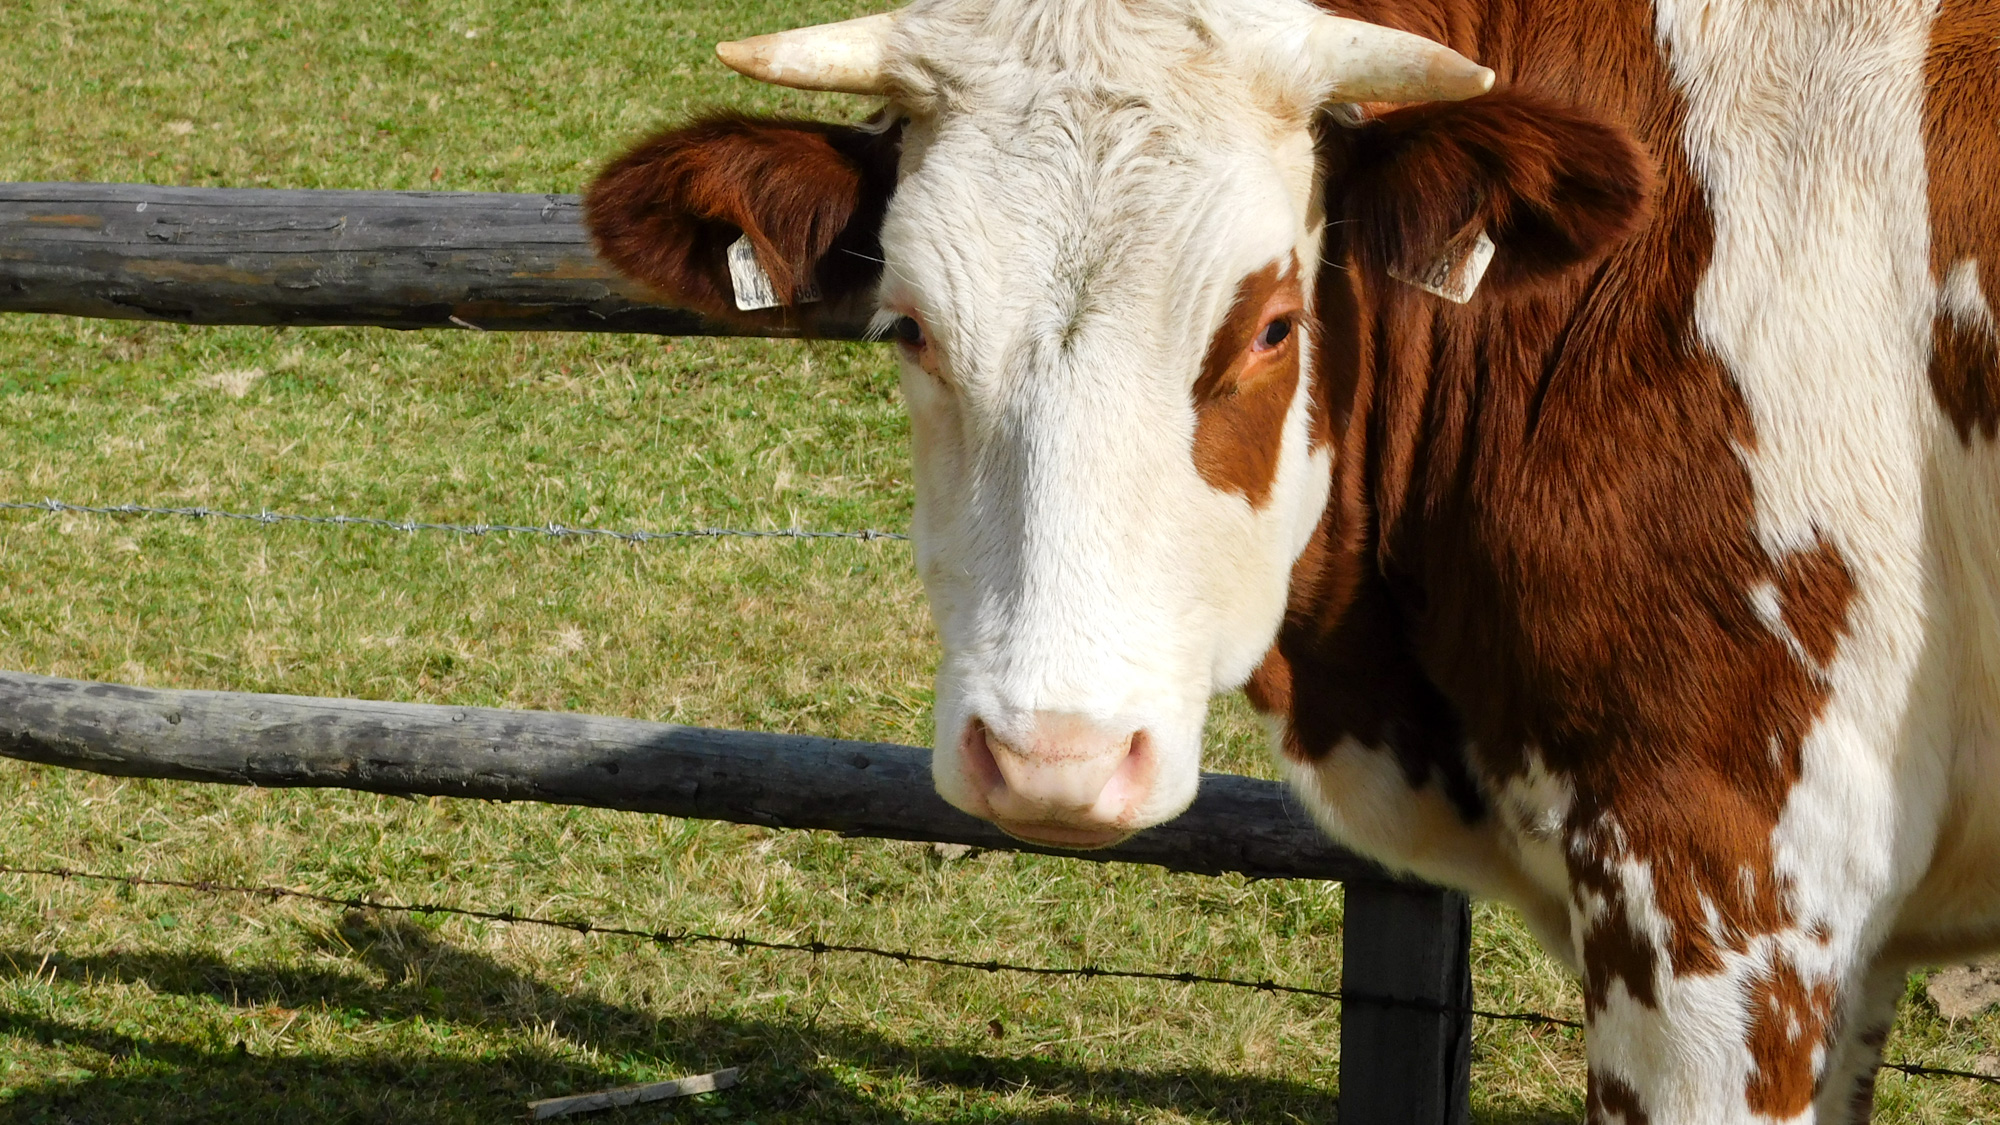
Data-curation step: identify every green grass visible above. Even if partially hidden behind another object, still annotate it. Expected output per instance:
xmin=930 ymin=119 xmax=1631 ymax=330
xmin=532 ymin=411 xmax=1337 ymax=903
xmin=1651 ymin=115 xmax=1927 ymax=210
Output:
xmin=0 ymin=0 xmax=1995 ymax=1121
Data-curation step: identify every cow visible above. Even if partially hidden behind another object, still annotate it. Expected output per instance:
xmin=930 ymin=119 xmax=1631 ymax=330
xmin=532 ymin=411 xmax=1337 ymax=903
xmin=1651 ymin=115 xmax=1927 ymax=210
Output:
xmin=580 ymin=0 xmax=2000 ymax=1120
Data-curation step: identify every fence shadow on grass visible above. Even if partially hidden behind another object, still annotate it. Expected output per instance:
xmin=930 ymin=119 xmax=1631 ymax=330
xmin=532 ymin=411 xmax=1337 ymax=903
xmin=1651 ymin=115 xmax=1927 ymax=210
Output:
xmin=0 ymin=914 xmax=1579 ymax=1124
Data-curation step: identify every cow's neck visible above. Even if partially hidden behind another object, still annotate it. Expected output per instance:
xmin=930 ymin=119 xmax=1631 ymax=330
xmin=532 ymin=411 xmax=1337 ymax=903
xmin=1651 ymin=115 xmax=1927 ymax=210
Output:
xmin=1249 ymin=0 xmax=1763 ymax=870
xmin=1253 ymin=0 xmax=1685 ymax=770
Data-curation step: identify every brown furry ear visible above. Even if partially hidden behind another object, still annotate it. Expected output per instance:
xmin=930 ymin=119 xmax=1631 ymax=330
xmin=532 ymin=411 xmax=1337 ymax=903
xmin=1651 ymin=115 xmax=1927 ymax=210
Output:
xmin=1338 ymin=94 xmax=1655 ymax=296
xmin=584 ymin=113 xmax=900 ymax=322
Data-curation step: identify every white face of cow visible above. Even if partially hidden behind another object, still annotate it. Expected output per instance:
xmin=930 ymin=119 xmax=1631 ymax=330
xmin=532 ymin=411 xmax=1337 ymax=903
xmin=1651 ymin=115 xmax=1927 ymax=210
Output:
xmin=881 ymin=4 xmax=1331 ymax=847
xmin=717 ymin=0 xmax=1491 ymax=847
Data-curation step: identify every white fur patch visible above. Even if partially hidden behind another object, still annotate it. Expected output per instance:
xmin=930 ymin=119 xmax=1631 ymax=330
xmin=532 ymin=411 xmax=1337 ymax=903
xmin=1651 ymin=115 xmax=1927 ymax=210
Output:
xmin=1657 ymin=0 xmax=1943 ymax=1116
xmin=1901 ymin=262 xmax=2000 ymax=956
xmin=1286 ymin=739 xmax=1572 ymax=955
xmin=1940 ymin=258 xmax=1992 ymax=331
xmin=1493 ymin=748 xmax=1577 ymax=952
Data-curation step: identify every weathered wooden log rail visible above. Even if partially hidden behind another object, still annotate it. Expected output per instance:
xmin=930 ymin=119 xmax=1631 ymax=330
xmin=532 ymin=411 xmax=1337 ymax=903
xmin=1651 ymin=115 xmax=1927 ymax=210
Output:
xmin=0 ymin=181 xmax=1474 ymax=1125
xmin=0 ymin=183 xmax=870 ymax=338
xmin=0 ymin=669 xmax=1384 ymax=883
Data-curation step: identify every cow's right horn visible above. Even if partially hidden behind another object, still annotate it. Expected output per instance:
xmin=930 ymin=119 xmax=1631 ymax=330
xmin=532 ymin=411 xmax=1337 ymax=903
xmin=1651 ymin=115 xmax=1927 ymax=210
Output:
xmin=716 ymin=12 xmax=898 ymax=96
xmin=1309 ymin=15 xmax=1494 ymax=103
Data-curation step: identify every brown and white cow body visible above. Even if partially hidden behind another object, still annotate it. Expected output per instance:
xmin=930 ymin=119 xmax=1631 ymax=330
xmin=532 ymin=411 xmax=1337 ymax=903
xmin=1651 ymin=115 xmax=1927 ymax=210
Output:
xmin=585 ymin=0 xmax=2000 ymax=1119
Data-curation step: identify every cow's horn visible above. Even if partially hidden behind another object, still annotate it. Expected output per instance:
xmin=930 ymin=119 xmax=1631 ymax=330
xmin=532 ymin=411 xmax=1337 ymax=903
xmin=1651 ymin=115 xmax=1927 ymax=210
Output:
xmin=1310 ymin=15 xmax=1494 ymax=103
xmin=716 ymin=12 xmax=897 ymax=95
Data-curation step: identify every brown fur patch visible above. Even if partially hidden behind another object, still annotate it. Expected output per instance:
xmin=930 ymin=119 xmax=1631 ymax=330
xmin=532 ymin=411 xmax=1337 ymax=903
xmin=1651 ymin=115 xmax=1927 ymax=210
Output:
xmin=583 ymin=114 xmax=900 ymax=329
xmin=1586 ymin=1069 xmax=1651 ymax=1125
xmin=1930 ymin=302 xmax=2000 ymax=443
xmin=1744 ymin=955 xmax=1838 ymax=1117
xmin=1776 ymin=535 xmax=1857 ymax=669
xmin=1580 ymin=887 xmax=1658 ymax=1015
xmin=1191 ymin=259 xmax=1306 ymax=506
xmin=1925 ymin=0 xmax=2000 ymax=442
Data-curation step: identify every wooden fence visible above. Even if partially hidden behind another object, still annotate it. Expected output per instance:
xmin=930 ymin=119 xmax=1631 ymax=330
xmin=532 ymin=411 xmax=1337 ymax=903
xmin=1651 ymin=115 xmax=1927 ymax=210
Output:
xmin=0 ymin=182 xmax=865 ymax=337
xmin=0 ymin=181 xmax=1473 ymax=1125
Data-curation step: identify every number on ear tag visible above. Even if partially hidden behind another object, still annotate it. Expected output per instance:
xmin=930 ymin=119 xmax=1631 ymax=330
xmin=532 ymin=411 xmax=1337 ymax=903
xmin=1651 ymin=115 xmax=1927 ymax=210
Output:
xmin=1389 ymin=227 xmax=1496 ymax=304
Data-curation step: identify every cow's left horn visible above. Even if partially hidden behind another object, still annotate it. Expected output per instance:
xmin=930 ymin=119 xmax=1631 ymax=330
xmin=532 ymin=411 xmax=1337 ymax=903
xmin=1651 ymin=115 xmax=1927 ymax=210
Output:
xmin=1309 ymin=15 xmax=1494 ymax=102
xmin=716 ymin=12 xmax=898 ymax=95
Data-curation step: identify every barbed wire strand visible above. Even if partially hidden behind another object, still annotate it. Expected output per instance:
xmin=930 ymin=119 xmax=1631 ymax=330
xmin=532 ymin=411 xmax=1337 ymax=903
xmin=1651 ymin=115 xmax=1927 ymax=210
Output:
xmin=1883 ymin=1061 xmax=2000 ymax=1083
xmin=0 ymin=498 xmax=908 ymax=543
xmin=0 ymin=862 xmax=1566 ymax=1029
xmin=3 ymin=863 xmax=1994 ymax=1086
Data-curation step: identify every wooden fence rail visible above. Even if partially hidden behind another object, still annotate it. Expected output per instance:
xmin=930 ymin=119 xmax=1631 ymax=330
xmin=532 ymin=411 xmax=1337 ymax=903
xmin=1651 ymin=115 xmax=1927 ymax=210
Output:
xmin=0 ymin=183 xmax=869 ymax=338
xmin=0 ymin=670 xmax=1385 ymax=884
xmin=0 ymin=180 xmax=1473 ymax=1124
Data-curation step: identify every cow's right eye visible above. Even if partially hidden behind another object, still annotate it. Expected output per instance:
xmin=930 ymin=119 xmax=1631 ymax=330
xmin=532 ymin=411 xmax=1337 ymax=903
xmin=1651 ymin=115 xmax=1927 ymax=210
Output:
xmin=892 ymin=316 xmax=925 ymax=348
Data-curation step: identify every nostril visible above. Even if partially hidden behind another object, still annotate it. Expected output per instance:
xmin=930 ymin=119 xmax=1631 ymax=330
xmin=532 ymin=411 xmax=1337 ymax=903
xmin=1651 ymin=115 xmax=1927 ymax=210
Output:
xmin=959 ymin=718 xmax=1005 ymax=793
xmin=1095 ymin=728 xmax=1153 ymax=818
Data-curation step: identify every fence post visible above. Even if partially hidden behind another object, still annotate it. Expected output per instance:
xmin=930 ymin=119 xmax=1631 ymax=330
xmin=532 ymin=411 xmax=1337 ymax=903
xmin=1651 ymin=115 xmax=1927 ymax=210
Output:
xmin=1338 ymin=880 xmax=1473 ymax=1125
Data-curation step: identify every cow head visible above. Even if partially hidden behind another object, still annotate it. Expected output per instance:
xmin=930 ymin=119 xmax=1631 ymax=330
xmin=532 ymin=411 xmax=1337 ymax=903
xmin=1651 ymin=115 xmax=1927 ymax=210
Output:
xmin=587 ymin=0 xmax=1648 ymax=848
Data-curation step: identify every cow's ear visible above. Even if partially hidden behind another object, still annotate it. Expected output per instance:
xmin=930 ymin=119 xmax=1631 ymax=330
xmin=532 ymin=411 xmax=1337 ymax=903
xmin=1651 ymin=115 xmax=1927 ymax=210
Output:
xmin=1336 ymin=94 xmax=1654 ymax=298
xmin=584 ymin=113 xmax=900 ymax=323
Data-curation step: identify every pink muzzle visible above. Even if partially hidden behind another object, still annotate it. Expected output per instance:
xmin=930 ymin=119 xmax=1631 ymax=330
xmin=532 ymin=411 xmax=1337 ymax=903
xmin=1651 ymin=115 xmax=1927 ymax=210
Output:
xmin=952 ymin=712 xmax=1156 ymax=848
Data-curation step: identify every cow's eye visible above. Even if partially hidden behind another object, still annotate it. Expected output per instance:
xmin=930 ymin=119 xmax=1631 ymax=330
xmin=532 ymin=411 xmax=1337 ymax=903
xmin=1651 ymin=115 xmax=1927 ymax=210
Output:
xmin=892 ymin=316 xmax=925 ymax=348
xmin=1253 ymin=317 xmax=1292 ymax=352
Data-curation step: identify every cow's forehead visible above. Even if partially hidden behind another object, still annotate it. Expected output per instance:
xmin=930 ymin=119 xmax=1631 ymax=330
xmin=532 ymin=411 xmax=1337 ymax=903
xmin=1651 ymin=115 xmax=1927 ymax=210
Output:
xmin=878 ymin=117 xmax=1311 ymax=388
xmin=875 ymin=0 xmax=1323 ymax=367
xmin=884 ymin=0 xmax=1321 ymax=131
xmin=887 ymin=106 xmax=1306 ymax=275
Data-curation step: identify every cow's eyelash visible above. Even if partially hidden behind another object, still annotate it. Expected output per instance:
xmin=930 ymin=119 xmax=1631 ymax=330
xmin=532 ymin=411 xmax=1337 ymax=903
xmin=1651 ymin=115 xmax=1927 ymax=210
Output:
xmin=1253 ymin=317 xmax=1293 ymax=351
xmin=866 ymin=307 xmax=911 ymax=341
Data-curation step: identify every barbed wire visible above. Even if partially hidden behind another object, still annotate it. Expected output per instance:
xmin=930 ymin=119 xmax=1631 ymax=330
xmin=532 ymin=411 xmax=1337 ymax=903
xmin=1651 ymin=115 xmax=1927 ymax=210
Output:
xmin=0 ymin=862 xmax=1572 ymax=1030
xmin=0 ymin=498 xmax=908 ymax=543
xmin=3 ymin=862 xmax=1995 ymax=1089
xmin=1883 ymin=1061 xmax=2000 ymax=1083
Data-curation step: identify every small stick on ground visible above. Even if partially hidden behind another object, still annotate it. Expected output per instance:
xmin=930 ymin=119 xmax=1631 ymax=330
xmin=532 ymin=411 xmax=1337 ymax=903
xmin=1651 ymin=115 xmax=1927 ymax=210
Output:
xmin=527 ymin=1067 xmax=740 ymax=1119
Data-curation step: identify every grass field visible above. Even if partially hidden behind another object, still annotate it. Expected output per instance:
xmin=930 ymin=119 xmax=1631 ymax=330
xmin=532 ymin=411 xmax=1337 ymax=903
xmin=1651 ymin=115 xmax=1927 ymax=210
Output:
xmin=2 ymin=1 xmax=1997 ymax=1121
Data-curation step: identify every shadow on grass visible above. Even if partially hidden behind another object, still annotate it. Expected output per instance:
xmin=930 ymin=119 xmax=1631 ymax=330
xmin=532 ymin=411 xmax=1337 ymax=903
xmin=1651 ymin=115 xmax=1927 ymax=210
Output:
xmin=0 ymin=915 xmax=1578 ymax=1123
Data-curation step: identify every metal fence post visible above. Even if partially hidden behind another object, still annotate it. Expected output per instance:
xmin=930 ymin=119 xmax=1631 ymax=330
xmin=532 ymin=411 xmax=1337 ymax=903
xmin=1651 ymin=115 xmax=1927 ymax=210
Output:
xmin=1338 ymin=880 xmax=1473 ymax=1125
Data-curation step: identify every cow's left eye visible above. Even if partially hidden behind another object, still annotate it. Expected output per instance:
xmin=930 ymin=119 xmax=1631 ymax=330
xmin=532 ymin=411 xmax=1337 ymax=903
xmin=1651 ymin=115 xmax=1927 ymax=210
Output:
xmin=1253 ymin=317 xmax=1292 ymax=352
xmin=892 ymin=316 xmax=925 ymax=348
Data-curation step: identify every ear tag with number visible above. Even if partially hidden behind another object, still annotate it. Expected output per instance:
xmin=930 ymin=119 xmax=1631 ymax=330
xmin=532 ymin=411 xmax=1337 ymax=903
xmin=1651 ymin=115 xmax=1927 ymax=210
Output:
xmin=1389 ymin=226 xmax=1496 ymax=304
xmin=727 ymin=234 xmax=821 ymax=312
